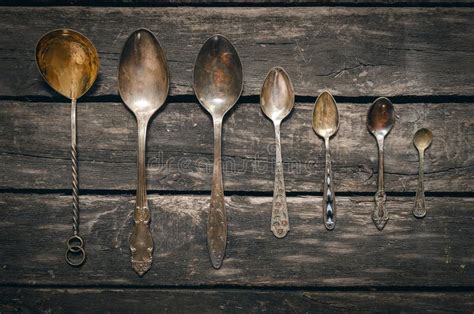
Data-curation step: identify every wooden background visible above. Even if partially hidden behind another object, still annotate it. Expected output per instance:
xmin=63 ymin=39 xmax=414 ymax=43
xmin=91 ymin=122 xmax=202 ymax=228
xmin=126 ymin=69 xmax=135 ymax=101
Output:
xmin=0 ymin=1 xmax=473 ymax=312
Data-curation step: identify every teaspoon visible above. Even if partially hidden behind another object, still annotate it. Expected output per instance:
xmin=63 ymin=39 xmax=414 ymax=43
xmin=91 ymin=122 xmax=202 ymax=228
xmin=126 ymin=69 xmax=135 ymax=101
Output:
xmin=193 ymin=35 xmax=243 ymax=269
xmin=367 ymin=97 xmax=395 ymax=230
xmin=260 ymin=67 xmax=295 ymax=238
xmin=118 ymin=29 xmax=169 ymax=276
xmin=312 ymin=91 xmax=339 ymax=230
xmin=413 ymin=128 xmax=433 ymax=218
xmin=36 ymin=29 xmax=99 ymax=267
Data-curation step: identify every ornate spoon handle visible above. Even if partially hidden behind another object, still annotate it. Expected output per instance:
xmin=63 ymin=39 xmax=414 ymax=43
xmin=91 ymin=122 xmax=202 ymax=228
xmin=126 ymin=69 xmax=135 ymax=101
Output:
xmin=413 ymin=150 xmax=427 ymax=218
xmin=130 ymin=118 xmax=153 ymax=276
xmin=208 ymin=118 xmax=227 ymax=269
xmin=373 ymin=137 xmax=389 ymax=230
xmin=323 ymin=138 xmax=335 ymax=230
xmin=271 ymin=122 xmax=289 ymax=238
xmin=65 ymin=99 xmax=86 ymax=267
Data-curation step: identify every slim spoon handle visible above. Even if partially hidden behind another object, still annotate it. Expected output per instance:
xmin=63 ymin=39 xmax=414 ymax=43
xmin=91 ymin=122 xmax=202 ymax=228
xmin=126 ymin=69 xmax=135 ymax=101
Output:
xmin=413 ymin=150 xmax=427 ymax=218
xmin=130 ymin=118 xmax=154 ymax=276
xmin=208 ymin=118 xmax=227 ymax=269
xmin=271 ymin=122 xmax=289 ymax=238
xmin=323 ymin=138 xmax=336 ymax=230
xmin=373 ymin=137 xmax=388 ymax=230
xmin=65 ymin=98 xmax=86 ymax=267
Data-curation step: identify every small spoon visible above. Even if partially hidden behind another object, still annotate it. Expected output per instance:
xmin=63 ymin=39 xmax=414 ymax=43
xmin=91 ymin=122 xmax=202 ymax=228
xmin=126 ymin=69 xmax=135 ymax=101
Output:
xmin=193 ymin=35 xmax=243 ymax=269
xmin=36 ymin=29 xmax=99 ymax=267
xmin=118 ymin=29 xmax=169 ymax=276
xmin=367 ymin=97 xmax=395 ymax=230
xmin=260 ymin=67 xmax=295 ymax=238
xmin=413 ymin=128 xmax=433 ymax=218
xmin=312 ymin=91 xmax=339 ymax=230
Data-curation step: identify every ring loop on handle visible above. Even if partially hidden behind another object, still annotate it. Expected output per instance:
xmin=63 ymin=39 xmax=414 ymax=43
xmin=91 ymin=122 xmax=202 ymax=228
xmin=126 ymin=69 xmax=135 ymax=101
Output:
xmin=65 ymin=235 xmax=86 ymax=266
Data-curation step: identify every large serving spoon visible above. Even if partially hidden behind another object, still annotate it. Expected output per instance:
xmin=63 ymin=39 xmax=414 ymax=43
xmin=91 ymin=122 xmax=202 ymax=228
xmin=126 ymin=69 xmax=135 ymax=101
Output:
xmin=260 ymin=67 xmax=295 ymax=238
xmin=312 ymin=91 xmax=339 ymax=230
xmin=118 ymin=29 xmax=169 ymax=276
xmin=413 ymin=128 xmax=433 ymax=218
xmin=193 ymin=35 xmax=243 ymax=269
xmin=36 ymin=29 xmax=99 ymax=267
xmin=367 ymin=97 xmax=395 ymax=230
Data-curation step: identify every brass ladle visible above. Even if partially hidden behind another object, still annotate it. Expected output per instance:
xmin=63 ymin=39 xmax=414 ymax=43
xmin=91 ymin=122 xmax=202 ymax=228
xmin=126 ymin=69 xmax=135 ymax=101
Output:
xmin=193 ymin=35 xmax=243 ymax=269
xmin=312 ymin=91 xmax=339 ymax=230
xmin=260 ymin=67 xmax=295 ymax=238
xmin=367 ymin=97 xmax=395 ymax=230
xmin=413 ymin=128 xmax=433 ymax=218
xmin=118 ymin=29 xmax=169 ymax=276
xmin=36 ymin=29 xmax=99 ymax=267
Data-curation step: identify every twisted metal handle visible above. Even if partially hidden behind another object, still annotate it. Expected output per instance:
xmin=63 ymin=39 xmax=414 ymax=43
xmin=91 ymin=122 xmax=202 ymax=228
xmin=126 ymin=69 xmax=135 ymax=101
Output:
xmin=373 ymin=137 xmax=388 ymax=230
xmin=65 ymin=99 xmax=86 ymax=267
xmin=413 ymin=150 xmax=427 ymax=218
xmin=323 ymin=138 xmax=335 ymax=230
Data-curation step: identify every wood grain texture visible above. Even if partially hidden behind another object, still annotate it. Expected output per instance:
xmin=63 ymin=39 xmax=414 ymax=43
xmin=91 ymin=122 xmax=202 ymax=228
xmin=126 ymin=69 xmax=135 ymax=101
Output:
xmin=0 ymin=7 xmax=473 ymax=97
xmin=1 ymin=288 xmax=473 ymax=313
xmin=0 ymin=101 xmax=472 ymax=192
xmin=0 ymin=193 xmax=472 ymax=287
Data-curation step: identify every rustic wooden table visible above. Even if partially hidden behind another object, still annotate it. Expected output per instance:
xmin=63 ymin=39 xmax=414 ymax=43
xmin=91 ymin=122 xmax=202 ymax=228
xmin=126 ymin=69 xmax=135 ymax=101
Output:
xmin=0 ymin=1 xmax=473 ymax=312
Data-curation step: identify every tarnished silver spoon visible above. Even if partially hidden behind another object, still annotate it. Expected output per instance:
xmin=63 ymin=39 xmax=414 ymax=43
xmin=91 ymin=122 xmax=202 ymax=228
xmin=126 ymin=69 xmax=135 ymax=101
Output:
xmin=193 ymin=35 xmax=243 ymax=269
xmin=413 ymin=128 xmax=433 ymax=218
xmin=260 ymin=66 xmax=295 ymax=238
xmin=367 ymin=97 xmax=395 ymax=230
xmin=118 ymin=29 xmax=169 ymax=276
xmin=312 ymin=91 xmax=339 ymax=230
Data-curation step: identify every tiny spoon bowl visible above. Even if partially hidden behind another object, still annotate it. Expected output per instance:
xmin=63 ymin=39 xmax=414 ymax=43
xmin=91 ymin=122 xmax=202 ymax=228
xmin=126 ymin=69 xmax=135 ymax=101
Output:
xmin=367 ymin=97 xmax=395 ymax=138
xmin=260 ymin=67 xmax=295 ymax=122
xmin=36 ymin=29 xmax=99 ymax=100
xmin=414 ymin=128 xmax=433 ymax=152
xmin=312 ymin=91 xmax=339 ymax=139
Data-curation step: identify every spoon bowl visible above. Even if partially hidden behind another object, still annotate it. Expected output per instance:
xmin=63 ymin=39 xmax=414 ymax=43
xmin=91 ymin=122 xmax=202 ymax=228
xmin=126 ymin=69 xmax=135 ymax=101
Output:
xmin=36 ymin=29 xmax=99 ymax=100
xmin=193 ymin=35 xmax=243 ymax=118
xmin=312 ymin=91 xmax=339 ymax=139
xmin=367 ymin=97 xmax=395 ymax=138
xmin=414 ymin=128 xmax=433 ymax=152
xmin=119 ymin=29 xmax=169 ymax=118
xmin=260 ymin=67 xmax=295 ymax=123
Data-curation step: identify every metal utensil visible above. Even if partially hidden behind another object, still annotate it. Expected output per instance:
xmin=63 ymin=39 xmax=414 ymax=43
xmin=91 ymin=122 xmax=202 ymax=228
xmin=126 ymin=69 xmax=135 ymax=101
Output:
xmin=367 ymin=97 xmax=395 ymax=230
xmin=413 ymin=128 xmax=433 ymax=218
xmin=193 ymin=35 xmax=243 ymax=269
xmin=118 ymin=29 xmax=169 ymax=276
xmin=312 ymin=91 xmax=339 ymax=230
xmin=260 ymin=67 xmax=295 ymax=238
xmin=36 ymin=29 xmax=99 ymax=267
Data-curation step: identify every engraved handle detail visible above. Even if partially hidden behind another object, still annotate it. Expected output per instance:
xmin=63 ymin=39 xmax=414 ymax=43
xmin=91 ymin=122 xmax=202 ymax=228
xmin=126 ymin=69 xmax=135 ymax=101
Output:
xmin=323 ymin=138 xmax=335 ymax=230
xmin=130 ymin=118 xmax=153 ymax=276
xmin=373 ymin=137 xmax=389 ymax=230
xmin=208 ymin=119 xmax=227 ymax=269
xmin=413 ymin=150 xmax=427 ymax=218
xmin=271 ymin=122 xmax=289 ymax=238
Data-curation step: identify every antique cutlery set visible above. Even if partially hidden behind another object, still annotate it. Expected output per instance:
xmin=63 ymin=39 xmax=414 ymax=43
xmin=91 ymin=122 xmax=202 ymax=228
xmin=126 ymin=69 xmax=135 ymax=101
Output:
xmin=35 ymin=28 xmax=433 ymax=275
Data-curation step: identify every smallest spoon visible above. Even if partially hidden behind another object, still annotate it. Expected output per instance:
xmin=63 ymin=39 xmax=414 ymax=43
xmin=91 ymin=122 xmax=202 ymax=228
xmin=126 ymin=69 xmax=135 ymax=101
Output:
xmin=413 ymin=128 xmax=433 ymax=218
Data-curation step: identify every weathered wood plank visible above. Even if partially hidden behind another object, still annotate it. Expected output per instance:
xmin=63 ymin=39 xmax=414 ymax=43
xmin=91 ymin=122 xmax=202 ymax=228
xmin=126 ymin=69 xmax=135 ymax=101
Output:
xmin=0 ymin=193 xmax=472 ymax=286
xmin=1 ymin=288 xmax=473 ymax=313
xmin=3 ymin=0 xmax=474 ymax=4
xmin=0 ymin=7 xmax=473 ymax=97
xmin=0 ymin=101 xmax=472 ymax=192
